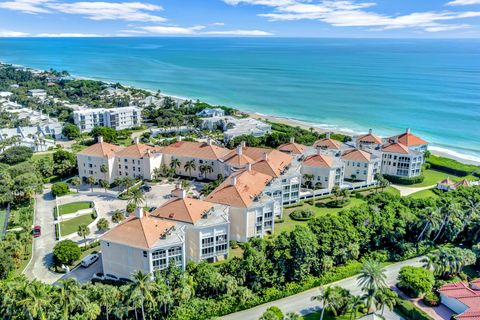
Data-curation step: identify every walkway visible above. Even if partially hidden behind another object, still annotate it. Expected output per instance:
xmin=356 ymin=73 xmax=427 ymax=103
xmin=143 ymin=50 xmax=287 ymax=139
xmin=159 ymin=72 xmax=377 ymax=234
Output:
xmin=221 ymin=257 xmax=423 ymax=320
xmin=391 ymin=184 xmax=436 ymax=197
xmin=23 ymin=186 xmax=64 ymax=284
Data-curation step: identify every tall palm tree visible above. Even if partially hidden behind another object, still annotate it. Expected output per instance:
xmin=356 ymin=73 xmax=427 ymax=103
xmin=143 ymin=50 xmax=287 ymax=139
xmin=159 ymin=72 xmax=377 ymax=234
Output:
xmin=357 ymin=260 xmax=387 ymax=294
xmin=153 ymin=271 xmax=174 ymax=315
xmin=463 ymin=198 xmax=480 ymax=230
xmin=348 ymin=295 xmax=364 ymax=320
xmin=416 ymin=207 xmax=441 ymax=242
xmin=100 ymin=163 xmax=108 ymax=181
xmin=311 ymin=286 xmax=333 ymax=320
xmin=127 ymin=189 xmax=145 ymax=208
xmin=170 ymin=158 xmax=181 ymax=174
xmin=184 ymin=160 xmax=196 ymax=179
xmin=131 ymin=271 xmax=156 ymax=320
xmin=17 ymin=280 xmax=50 ymax=320
xmin=94 ymin=284 xmax=119 ymax=320
xmin=55 ymin=278 xmax=83 ymax=320
xmin=374 ymin=288 xmax=397 ymax=316
xmin=77 ymin=224 xmax=90 ymax=248
xmin=71 ymin=176 xmax=81 ymax=192
xmin=433 ymin=200 xmax=462 ymax=242
xmin=87 ymin=176 xmax=96 ymax=192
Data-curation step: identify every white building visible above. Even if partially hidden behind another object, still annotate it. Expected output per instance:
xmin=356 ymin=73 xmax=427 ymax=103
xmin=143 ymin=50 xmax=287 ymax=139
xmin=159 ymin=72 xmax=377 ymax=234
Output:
xmin=0 ymin=124 xmax=61 ymax=152
xmin=206 ymin=168 xmax=279 ymax=242
xmin=301 ymin=151 xmax=345 ymax=191
xmin=150 ymin=188 xmax=230 ymax=263
xmin=28 ymin=89 xmax=47 ymax=100
xmin=380 ymin=142 xmax=423 ymax=178
xmin=223 ymin=118 xmax=272 ymax=142
xmin=100 ymin=208 xmax=186 ymax=279
xmin=355 ymin=129 xmax=383 ymax=150
xmin=340 ymin=149 xmax=380 ymax=184
xmin=114 ymin=137 xmax=163 ymax=180
xmin=196 ymin=108 xmax=225 ymax=118
xmin=73 ymin=106 xmax=142 ymax=133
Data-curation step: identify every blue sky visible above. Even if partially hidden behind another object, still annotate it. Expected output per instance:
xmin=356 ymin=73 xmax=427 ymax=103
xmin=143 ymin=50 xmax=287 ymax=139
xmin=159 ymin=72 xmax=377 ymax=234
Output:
xmin=1 ymin=0 xmax=480 ymax=37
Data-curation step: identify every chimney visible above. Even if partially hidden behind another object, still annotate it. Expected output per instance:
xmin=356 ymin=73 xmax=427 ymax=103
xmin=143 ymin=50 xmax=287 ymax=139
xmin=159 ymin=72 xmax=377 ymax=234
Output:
xmin=135 ymin=207 xmax=144 ymax=219
xmin=406 ymin=128 xmax=411 ymax=134
xmin=134 ymin=137 xmax=140 ymax=144
xmin=237 ymin=145 xmax=243 ymax=155
xmin=317 ymin=146 xmax=322 ymax=155
xmin=246 ymin=163 xmax=252 ymax=172
xmin=172 ymin=188 xmax=186 ymax=199
xmin=240 ymin=141 xmax=246 ymax=148
xmin=98 ymin=136 xmax=104 ymax=143
xmin=369 ymin=129 xmax=372 ymax=134
xmin=326 ymin=132 xmax=331 ymax=139
xmin=263 ymin=152 xmax=268 ymax=161
xmin=231 ymin=175 xmax=237 ymax=186
xmin=290 ymin=137 xmax=295 ymax=144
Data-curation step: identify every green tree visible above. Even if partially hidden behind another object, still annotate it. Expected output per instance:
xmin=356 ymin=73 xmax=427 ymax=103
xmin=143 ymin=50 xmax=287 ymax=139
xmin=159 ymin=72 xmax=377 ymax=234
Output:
xmin=53 ymin=240 xmax=81 ymax=267
xmin=0 ymin=146 xmax=33 ymax=165
xmin=357 ymin=260 xmax=387 ymax=293
xmin=126 ymin=203 xmax=136 ymax=215
xmin=374 ymin=288 xmax=397 ymax=316
xmin=90 ymin=127 xmax=117 ymax=143
xmin=92 ymin=284 xmax=118 ymax=320
xmin=71 ymin=176 xmax=81 ymax=192
xmin=0 ymin=251 xmax=15 ymax=279
xmin=96 ymin=218 xmax=109 ymax=232
xmin=77 ymin=224 xmax=90 ymax=248
xmin=130 ymin=270 xmax=156 ymax=320
xmin=170 ymin=158 xmax=181 ymax=173
xmin=54 ymin=278 xmax=83 ymax=320
xmin=51 ymin=182 xmax=70 ymax=197
xmin=183 ymin=160 xmax=196 ymax=178
xmin=111 ymin=210 xmax=125 ymax=223
xmin=62 ymin=123 xmax=81 ymax=140
xmin=17 ymin=280 xmax=51 ymax=320
xmin=87 ymin=176 xmax=96 ymax=192
xmin=100 ymin=164 xmax=108 ymax=181
xmin=100 ymin=179 xmax=109 ymax=193
xmin=126 ymin=189 xmax=145 ymax=208
xmin=398 ymin=266 xmax=435 ymax=298
xmin=311 ymin=286 xmax=335 ymax=320
xmin=52 ymin=150 xmax=77 ymax=177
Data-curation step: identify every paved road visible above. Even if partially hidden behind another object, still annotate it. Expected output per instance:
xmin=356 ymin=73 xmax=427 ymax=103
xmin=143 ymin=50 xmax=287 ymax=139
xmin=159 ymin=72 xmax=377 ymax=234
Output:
xmin=391 ymin=184 xmax=436 ymax=197
xmin=23 ymin=186 xmax=63 ymax=284
xmin=61 ymin=255 xmax=103 ymax=284
xmin=222 ymin=257 xmax=423 ymax=320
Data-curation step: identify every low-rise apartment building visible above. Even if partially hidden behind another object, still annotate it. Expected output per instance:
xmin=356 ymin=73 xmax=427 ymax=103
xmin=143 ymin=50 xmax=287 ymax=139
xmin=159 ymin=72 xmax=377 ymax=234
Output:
xmin=114 ymin=138 xmax=162 ymax=180
xmin=301 ymin=151 xmax=344 ymax=190
xmin=277 ymin=137 xmax=306 ymax=158
xmin=340 ymin=149 xmax=380 ymax=183
xmin=355 ymin=129 xmax=382 ymax=150
xmin=314 ymin=133 xmax=342 ymax=151
xmin=380 ymin=142 xmax=423 ymax=178
xmin=150 ymin=188 xmax=230 ymax=263
xmin=206 ymin=168 xmax=279 ymax=242
xmin=100 ymin=208 xmax=186 ymax=279
xmin=386 ymin=128 xmax=428 ymax=152
xmin=73 ymin=106 xmax=141 ymax=133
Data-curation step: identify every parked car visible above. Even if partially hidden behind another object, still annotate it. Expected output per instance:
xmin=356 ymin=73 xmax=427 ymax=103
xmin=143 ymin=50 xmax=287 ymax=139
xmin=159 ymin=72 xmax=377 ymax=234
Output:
xmin=105 ymin=273 xmax=119 ymax=281
xmin=148 ymin=206 xmax=157 ymax=212
xmin=92 ymin=272 xmax=105 ymax=281
xmin=80 ymin=253 xmax=99 ymax=268
xmin=139 ymin=184 xmax=152 ymax=192
xmin=119 ymin=277 xmax=133 ymax=284
xmin=33 ymin=226 xmax=41 ymax=238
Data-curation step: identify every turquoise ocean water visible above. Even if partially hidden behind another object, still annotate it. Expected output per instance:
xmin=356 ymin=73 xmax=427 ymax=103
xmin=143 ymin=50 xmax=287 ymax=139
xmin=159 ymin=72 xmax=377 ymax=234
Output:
xmin=0 ymin=37 xmax=479 ymax=160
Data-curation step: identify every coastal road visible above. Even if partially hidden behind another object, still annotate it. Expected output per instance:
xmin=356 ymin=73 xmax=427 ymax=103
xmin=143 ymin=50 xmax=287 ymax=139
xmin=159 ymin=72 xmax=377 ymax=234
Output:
xmin=23 ymin=186 xmax=64 ymax=284
xmin=221 ymin=257 xmax=423 ymax=320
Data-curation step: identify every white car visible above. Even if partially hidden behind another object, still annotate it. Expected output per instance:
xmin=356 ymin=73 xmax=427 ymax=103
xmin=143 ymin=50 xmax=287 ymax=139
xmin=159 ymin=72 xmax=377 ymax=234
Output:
xmin=80 ymin=253 xmax=99 ymax=268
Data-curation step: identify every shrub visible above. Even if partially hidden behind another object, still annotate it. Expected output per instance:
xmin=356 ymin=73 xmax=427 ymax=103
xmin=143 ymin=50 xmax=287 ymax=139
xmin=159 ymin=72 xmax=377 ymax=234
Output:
xmin=111 ymin=210 xmax=125 ymax=223
xmin=230 ymin=240 xmax=239 ymax=249
xmin=0 ymin=146 xmax=33 ymax=165
xmin=290 ymin=209 xmax=314 ymax=221
xmin=264 ymin=306 xmax=283 ymax=320
xmin=325 ymin=198 xmax=351 ymax=208
xmin=397 ymin=266 xmax=435 ymax=298
xmin=0 ymin=251 xmax=15 ymax=280
xmin=51 ymin=182 xmax=70 ymax=197
xmin=423 ymin=291 xmax=440 ymax=307
xmin=394 ymin=296 xmax=434 ymax=320
xmin=384 ymin=174 xmax=425 ymax=185
xmin=53 ymin=240 xmax=81 ymax=267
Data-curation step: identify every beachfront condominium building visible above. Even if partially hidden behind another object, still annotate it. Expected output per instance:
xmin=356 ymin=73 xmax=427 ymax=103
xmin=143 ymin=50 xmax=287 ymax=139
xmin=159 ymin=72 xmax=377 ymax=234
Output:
xmin=196 ymin=108 xmax=225 ymax=118
xmin=380 ymin=142 xmax=423 ymax=178
xmin=301 ymin=150 xmax=345 ymax=191
xmin=355 ymin=129 xmax=383 ymax=150
xmin=277 ymin=137 xmax=306 ymax=159
xmin=340 ymin=149 xmax=380 ymax=184
xmin=76 ymin=136 xmax=124 ymax=183
xmin=160 ymin=139 xmax=230 ymax=181
xmin=150 ymin=188 xmax=230 ymax=263
xmin=386 ymin=128 xmax=429 ymax=152
xmin=114 ymin=137 xmax=163 ymax=180
xmin=313 ymin=133 xmax=342 ymax=152
xmin=206 ymin=168 xmax=279 ymax=242
xmin=73 ymin=106 xmax=141 ymax=133
xmin=222 ymin=142 xmax=300 ymax=206
xmin=100 ymin=208 xmax=186 ymax=279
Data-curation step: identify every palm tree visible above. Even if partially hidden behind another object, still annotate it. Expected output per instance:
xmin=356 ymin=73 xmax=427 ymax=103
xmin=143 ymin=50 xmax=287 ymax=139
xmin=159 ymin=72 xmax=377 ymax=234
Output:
xmin=416 ymin=207 xmax=441 ymax=242
xmin=170 ymin=158 xmax=181 ymax=174
xmin=180 ymin=180 xmax=191 ymax=192
xmin=432 ymin=200 xmax=462 ymax=242
xmin=87 ymin=176 xmax=96 ymax=192
xmin=127 ymin=189 xmax=145 ymax=208
xmin=71 ymin=176 xmax=81 ymax=192
xmin=463 ymin=198 xmax=480 ymax=230
xmin=374 ymin=288 xmax=397 ymax=316
xmin=302 ymin=174 xmax=314 ymax=189
xmin=421 ymin=253 xmax=439 ymax=272
xmin=100 ymin=164 xmax=108 ymax=181
xmin=348 ymin=295 xmax=364 ymax=320
xmin=183 ymin=160 xmax=196 ymax=179
xmin=94 ymin=284 xmax=119 ymax=320
xmin=199 ymin=164 xmax=214 ymax=179
xmin=311 ymin=286 xmax=333 ymax=320
xmin=131 ymin=271 xmax=156 ymax=320
xmin=55 ymin=278 xmax=83 ymax=320
xmin=17 ymin=280 xmax=50 ymax=320
xmin=153 ymin=271 xmax=174 ymax=315
xmin=100 ymin=180 xmax=109 ymax=193
xmin=77 ymin=224 xmax=90 ymax=248
xmin=357 ymin=260 xmax=387 ymax=294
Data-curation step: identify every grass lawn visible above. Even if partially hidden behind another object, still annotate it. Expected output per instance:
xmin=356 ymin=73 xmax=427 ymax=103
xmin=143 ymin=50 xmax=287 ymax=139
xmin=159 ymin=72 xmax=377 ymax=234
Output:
xmin=275 ymin=197 xmax=366 ymax=235
xmin=406 ymin=169 xmax=475 ymax=188
xmin=60 ymin=212 xmax=95 ymax=236
xmin=302 ymin=310 xmax=364 ymax=320
xmin=56 ymin=201 xmax=93 ymax=216
xmin=408 ymin=188 xmax=439 ymax=199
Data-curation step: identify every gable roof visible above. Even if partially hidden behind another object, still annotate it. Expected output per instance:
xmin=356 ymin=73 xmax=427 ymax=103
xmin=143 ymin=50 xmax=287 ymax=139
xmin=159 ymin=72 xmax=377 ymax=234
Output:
xmin=341 ymin=149 xmax=372 ymax=162
xmin=101 ymin=213 xmax=176 ymax=249
xmin=439 ymin=281 xmax=480 ymax=320
xmin=357 ymin=132 xmax=382 ymax=144
xmin=77 ymin=142 xmax=124 ymax=158
xmin=382 ymin=142 xmax=410 ymax=154
xmin=222 ymin=152 xmax=255 ymax=167
xmin=314 ymin=138 xmax=341 ymax=150
xmin=303 ymin=154 xmax=335 ymax=168
xmin=277 ymin=141 xmax=306 ymax=155
xmin=161 ymin=141 xmax=230 ymax=160
xmin=206 ymin=169 xmax=273 ymax=208
xmin=115 ymin=143 xmax=161 ymax=158
xmin=150 ymin=197 xmax=213 ymax=224
xmin=454 ymin=179 xmax=471 ymax=189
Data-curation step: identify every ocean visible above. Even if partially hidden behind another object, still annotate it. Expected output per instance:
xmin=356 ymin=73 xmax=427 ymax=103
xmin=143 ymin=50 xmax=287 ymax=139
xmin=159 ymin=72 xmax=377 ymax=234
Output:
xmin=0 ymin=37 xmax=479 ymax=161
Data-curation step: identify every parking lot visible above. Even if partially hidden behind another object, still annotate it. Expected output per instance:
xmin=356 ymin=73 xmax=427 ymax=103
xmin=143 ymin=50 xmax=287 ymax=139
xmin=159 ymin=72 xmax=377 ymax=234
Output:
xmin=61 ymin=253 xmax=103 ymax=284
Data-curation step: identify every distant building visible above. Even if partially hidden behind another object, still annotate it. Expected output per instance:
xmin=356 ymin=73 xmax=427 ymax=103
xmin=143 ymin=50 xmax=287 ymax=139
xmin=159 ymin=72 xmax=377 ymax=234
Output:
xmin=301 ymin=151 xmax=345 ymax=191
xmin=439 ymin=280 xmax=480 ymax=320
xmin=386 ymin=128 xmax=429 ymax=152
xmin=340 ymin=148 xmax=380 ymax=184
xmin=196 ymin=108 xmax=225 ymax=118
xmin=0 ymin=124 xmax=61 ymax=152
xmin=355 ymin=129 xmax=383 ymax=150
xmin=277 ymin=137 xmax=306 ymax=157
xmin=0 ymin=91 xmax=12 ymax=99
xmin=437 ymin=178 xmax=471 ymax=191
xmin=314 ymin=133 xmax=342 ymax=151
xmin=28 ymin=89 xmax=47 ymax=100
xmin=73 ymin=106 xmax=142 ymax=133
xmin=100 ymin=208 xmax=186 ymax=279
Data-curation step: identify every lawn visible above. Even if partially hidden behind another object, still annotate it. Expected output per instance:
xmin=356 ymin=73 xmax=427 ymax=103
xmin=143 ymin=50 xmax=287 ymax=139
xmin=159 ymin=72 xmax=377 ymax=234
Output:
xmin=275 ymin=197 xmax=366 ymax=235
xmin=408 ymin=188 xmax=439 ymax=199
xmin=59 ymin=212 xmax=96 ymax=236
xmin=56 ymin=201 xmax=93 ymax=216
xmin=31 ymin=152 xmax=54 ymax=161
xmin=406 ymin=169 xmax=475 ymax=188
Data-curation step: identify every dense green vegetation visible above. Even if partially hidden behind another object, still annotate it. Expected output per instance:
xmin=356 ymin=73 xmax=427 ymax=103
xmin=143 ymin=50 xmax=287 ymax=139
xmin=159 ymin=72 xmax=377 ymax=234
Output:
xmin=427 ymin=154 xmax=480 ymax=177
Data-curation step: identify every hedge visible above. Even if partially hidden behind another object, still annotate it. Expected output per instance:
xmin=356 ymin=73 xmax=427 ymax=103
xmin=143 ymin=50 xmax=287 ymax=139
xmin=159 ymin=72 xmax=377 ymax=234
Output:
xmin=384 ymin=174 xmax=425 ymax=185
xmin=290 ymin=209 xmax=314 ymax=221
xmin=427 ymin=155 xmax=480 ymax=177
xmin=394 ymin=296 xmax=434 ymax=320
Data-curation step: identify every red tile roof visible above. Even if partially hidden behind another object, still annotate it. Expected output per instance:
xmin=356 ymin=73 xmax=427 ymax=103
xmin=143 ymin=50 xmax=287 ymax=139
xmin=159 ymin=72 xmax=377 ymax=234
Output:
xmin=382 ymin=142 xmax=410 ymax=154
xmin=341 ymin=149 xmax=372 ymax=162
xmin=277 ymin=142 xmax=306 ymax=155
xmin=314 ymin=138 xmax=341 ymax=150
xmin=357 ymin=133 xmax=382 ymax=144
xmin=161 ymin=141 xmax=230 ymax=160
xmin=115 ymin=143 xmax=161 ymax=158
xmin=77 ymin=142 xmax=124 ymax=158
xmin=150 ymin=197 xmax=213 ymax=224
xmin=303 ymin=154 xmax=335 ymax=168
xmin=390 ymin=130 xmax=428 ymax=146
xmin=439 ymin=281 xmax=480 ymax=320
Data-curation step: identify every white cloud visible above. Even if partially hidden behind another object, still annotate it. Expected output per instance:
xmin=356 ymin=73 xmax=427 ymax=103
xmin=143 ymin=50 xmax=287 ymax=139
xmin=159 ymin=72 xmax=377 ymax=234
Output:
xmin=0 ymin=30 xmax=29 ymax=37
xmin=204 ymin=29 xmax=273 ymax=35
xmin=0 ymin=0 xmax=51 ymax=14
xmin=211 ymin=22 xmax=226 ymax=26
xmin=229 ymin=0 xmax=480 ymax=32
xmin=51 ymin=2 xmax=165 ymax=22
xmin=447 ymin=0 xmax=480 ymax=6
xmin=36 ymin=32 xmax=103 ymax=37
xmin=139 ymin=25 xmax=206 ymax=35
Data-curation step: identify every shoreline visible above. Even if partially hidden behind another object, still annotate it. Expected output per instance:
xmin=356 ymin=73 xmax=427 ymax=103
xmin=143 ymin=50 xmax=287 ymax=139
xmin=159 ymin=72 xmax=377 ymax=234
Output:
xmin=3 ymin=61 xmax=480 ymax=166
